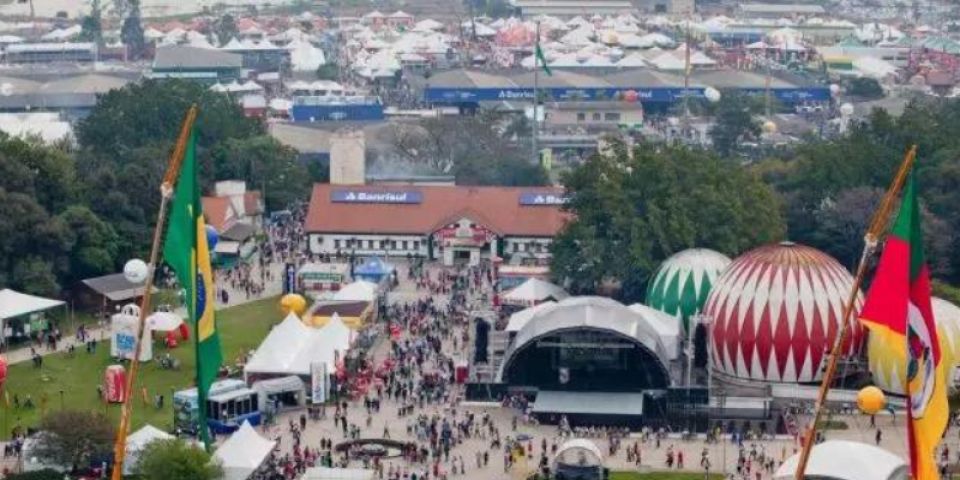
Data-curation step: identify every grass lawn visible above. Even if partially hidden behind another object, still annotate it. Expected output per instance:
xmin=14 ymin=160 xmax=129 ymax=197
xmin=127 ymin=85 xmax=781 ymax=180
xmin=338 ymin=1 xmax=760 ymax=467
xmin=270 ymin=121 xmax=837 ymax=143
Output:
xmin=610 ymin=473 xmax=724 ymax=480
xmin=0 ymin=296 xmax=281 ymax=438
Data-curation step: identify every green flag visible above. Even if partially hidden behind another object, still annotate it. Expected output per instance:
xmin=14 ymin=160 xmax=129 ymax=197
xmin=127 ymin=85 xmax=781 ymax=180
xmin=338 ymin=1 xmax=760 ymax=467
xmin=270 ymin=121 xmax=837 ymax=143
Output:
xmin=535 ymin=43 xmax=551 ymax=76
xmin=162 ymin=130 xmax=222 ymax=450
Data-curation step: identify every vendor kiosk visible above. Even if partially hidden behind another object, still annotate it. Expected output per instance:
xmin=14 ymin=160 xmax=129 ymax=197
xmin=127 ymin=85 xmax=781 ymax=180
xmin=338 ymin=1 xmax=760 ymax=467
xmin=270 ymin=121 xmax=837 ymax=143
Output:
xmin=207 ymin=387 xmax=261 ymax=434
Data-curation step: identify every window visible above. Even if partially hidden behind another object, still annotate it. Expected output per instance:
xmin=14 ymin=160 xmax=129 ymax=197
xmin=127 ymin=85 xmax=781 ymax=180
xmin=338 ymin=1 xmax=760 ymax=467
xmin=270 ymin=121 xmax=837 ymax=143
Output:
xmin=592 ymin=112 xmax=601 ymax=121
xmin=513 ymin=242 xmax=519 ymax=253
xmin=576 ymin=112 xmax=585 ymax=122
xmin=391 ymin=240 xmax=397 ymax=250
xmin=334 ymin=239 xmax=340 ymax=249
xmin=413 ymin=241 xmax=420 ymax=250
xmin=402 ymin=240 xmax=408 ymax=250
xmin=604 ymin=112 xmax=621 ymax=122
xmin=367 ymin=240 xmax=374 ymax=249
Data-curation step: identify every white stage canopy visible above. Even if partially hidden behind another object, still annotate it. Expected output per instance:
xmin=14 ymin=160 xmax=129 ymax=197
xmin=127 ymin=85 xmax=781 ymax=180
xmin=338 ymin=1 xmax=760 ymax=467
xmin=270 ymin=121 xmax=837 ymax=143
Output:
xmin=502 ymin=278 xmax=569 ymax=307
xmin=774 ymin=440 xmax=907 ymax=480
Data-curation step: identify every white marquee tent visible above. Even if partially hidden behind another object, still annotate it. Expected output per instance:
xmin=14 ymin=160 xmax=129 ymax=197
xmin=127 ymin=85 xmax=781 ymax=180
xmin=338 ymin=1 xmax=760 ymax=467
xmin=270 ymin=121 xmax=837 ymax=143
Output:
xmin=627 ymin=303 xmax=682 ymax=359
xmin=244 ymin=313 xmax=352 ymax=380
xmin=124 ymin=424 xmax=174 ymax=475
xmin=333 ymin=281 xmax=377 ymax=302
xmin=502 ymin=278 xmax=569 ymax=307
xmin=213 ymin=421 xmax=277 ymax=480
xmin=774 ymin=440 xmax=907 ymax=480
xmin=0 ymin=289 xmax=64 ymax=321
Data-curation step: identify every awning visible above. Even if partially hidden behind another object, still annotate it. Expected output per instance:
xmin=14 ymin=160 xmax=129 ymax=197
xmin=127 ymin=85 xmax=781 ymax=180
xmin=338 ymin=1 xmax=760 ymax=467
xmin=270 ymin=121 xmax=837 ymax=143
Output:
xmin=532 ymin=391 xmax=645 ymax=416
xmin=221 ymin=222 xmax=257 ymax=242
xmin=82 ymin=273 xmax=157 ymax=302
xmin=215 ymin=240 xmax=242 ymax=255
xmin=0 ymin=289 xmax=64 ymax=320
xmin=252 ymin=375 xmax=305 ymax=396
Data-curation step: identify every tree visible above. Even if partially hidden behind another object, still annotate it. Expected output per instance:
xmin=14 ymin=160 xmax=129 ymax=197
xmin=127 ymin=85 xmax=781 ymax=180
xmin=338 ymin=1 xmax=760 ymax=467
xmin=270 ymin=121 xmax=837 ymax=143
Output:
xmin=121 ymin=0 xmax=147 ymax=60
xmin=709 ymin=92 xmax=761 ymax=157
xmin=135 ymin=439 xmax=223 ymax=480
xmin=209 ymin=136 xmax=310 ymax=210
xmin=32 ymin=410 xmax=113 ymax=472
xmin=845 ymin=77 xmax=884 ymax=99
xmin=386 ymin=110 xmax=548 ymax=186
xmin=215 ymin=14 xmax=239 ymax=45
xmin=551 ymin=142 xmax=784 ymax=301
xmin=316 ymin=62 xmax=338 ymax=81
xmin=2 ymin=470 xmax=65 ymax=480
xmin=78 ymin=0 xmax=102 ymax=43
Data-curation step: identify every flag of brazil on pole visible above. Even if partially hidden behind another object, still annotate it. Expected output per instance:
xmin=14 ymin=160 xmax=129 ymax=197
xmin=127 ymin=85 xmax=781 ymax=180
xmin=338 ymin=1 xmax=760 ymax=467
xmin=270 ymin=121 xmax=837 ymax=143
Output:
xmin=162 ymin=130 xmax=222 ymax=450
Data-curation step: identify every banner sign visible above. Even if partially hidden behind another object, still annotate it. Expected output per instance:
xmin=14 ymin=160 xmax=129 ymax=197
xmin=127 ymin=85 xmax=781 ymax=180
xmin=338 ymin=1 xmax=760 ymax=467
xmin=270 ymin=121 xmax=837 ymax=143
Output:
xmin=425 ymin=86 xmax=830 ymax=104
xmin=519 ymin=192 xmax=569 ymax=206
xmin=311 ymin=362 xmax=328 ymax=404
xmin=330 ymin=190 xmax=423 ymax=204
xmin=283 ymin=263 xmax=296 ymax=294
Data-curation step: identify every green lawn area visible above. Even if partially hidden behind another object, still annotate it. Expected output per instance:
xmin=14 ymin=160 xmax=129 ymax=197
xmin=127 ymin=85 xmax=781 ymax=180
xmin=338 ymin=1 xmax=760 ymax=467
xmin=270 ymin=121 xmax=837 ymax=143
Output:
xmin=610 ymin=473 xmax=724 ymax=480
xmin=0 ymin=296 xmax=281 ymax=438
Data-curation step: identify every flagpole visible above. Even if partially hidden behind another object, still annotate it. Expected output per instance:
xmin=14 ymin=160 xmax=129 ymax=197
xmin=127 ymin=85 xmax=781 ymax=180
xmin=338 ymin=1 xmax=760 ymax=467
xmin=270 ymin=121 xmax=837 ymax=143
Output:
xmin=793 ymin=145 xmax=917 ymax=480
xmin=532 ymin=21 xmax=540 ymax=166
xmin=110 ymin=105 xmax=198 ymax=480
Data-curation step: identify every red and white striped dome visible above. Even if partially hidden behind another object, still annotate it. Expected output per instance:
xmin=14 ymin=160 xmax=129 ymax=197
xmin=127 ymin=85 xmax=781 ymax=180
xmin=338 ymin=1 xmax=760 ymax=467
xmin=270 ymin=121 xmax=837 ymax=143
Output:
xmin=704 ymin=242 xmax=865 ymax=383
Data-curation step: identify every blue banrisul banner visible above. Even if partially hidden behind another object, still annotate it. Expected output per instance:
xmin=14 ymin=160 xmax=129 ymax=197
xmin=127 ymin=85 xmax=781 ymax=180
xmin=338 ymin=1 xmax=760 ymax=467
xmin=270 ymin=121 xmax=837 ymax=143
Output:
xmin=330 ymin=190 xmax=424 ymax=204
xmin=519 ymin=192 xmax=569 ymax=206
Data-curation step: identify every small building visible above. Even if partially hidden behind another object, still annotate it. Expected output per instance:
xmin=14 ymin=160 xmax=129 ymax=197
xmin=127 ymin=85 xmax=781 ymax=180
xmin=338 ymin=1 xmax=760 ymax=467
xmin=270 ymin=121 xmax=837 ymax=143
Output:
xmin=545 ymin=101 xmax=644 ymax=129
xmin=4 ymin=42 xmax=96 ymax=63
xmin=203 ymin=181 xmax=263 ymax=265
xmin=150 ymin=46 xmax=242 ymax=83
xmin=81 ymin=273 xmax=157 ymax=318
xmin=305 ymin=184 xmax=569 ymax=266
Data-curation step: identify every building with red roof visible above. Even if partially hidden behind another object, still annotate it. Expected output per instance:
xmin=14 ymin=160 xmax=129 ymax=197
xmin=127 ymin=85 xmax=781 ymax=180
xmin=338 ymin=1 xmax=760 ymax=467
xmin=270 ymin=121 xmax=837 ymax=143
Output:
xmin=304 ymin=183 xmax=570 ymax=266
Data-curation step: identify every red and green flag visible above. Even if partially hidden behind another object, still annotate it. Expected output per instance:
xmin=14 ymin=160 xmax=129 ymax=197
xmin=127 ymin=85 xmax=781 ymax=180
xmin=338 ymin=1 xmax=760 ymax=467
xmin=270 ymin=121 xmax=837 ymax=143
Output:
xmin=860 ymin=173 xmax=947 ymax=480
xmin=162 ymin=129 xmax=222 ymax=451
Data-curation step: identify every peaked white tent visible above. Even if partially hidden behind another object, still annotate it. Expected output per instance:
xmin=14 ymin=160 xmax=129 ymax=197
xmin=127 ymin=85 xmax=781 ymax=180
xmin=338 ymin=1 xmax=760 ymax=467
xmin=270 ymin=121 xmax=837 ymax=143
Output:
xmin=0 ymin=289 xmax=64 ymax=320
xmin=213 ymin=421 xmax=276 ymax=480
xmin=502 ymin=278 xmax=569 ymax=307
xmin=774 ymin=440 xmax=907 ymax=480
xmin=333 ymin=281 xmax=377 ymax=302
xmin=317 ymin=313 xmax=353 ymax=356
xmin=124 ymin=425 xmax=174 ymax=475
xmin=243 ymin=313 xmax=317 ymax=378
xmin=288 ymin=38 xmax=327 ymax=71
xmin=627 ymin=303 xmax=681 ymax=359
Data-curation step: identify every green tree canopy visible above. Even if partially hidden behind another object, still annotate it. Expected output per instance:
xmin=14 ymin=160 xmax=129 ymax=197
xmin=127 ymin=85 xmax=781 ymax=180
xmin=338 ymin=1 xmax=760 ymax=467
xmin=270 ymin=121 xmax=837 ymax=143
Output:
xmin=551 ymin=142 xmax=785 ymax=301
xmin=135 ymin=438 xmax=223 ymax=480
xmin=32 ymin=410 xmax=113 ymax=472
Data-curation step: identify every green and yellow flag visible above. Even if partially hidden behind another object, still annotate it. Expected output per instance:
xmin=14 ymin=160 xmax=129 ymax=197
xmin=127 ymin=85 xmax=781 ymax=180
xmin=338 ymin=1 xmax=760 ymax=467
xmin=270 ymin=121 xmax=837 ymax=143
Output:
xmin=162 ymin=129 xmax=222 ymax=449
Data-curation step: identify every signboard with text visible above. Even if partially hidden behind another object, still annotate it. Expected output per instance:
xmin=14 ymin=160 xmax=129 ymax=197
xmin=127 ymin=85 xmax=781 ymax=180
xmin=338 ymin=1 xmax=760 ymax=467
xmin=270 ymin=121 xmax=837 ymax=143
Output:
xmin=330 ymin=190 xmax=423 ymax=204
xmin=519 ymin=192 xmax=569 ymax=206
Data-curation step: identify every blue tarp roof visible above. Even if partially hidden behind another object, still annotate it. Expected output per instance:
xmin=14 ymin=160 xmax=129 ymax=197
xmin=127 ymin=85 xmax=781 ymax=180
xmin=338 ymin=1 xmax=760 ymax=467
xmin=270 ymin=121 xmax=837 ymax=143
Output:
xmin=354 ymin=257 xmax=394 ymax=276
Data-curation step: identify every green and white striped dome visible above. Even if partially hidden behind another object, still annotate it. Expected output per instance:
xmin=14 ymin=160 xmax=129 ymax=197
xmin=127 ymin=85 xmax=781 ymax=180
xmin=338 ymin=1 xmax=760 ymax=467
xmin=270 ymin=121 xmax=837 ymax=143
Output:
xmin=646 ymin=248 xmax=732 ymax=334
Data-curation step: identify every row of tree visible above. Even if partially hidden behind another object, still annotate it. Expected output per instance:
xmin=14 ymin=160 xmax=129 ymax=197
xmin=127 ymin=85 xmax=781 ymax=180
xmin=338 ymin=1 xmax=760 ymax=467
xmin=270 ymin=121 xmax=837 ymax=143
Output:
xmin=552 ymin=96 xmax=960 ymax=303
xmin=1 ymin=80 xmax=317 ymax=297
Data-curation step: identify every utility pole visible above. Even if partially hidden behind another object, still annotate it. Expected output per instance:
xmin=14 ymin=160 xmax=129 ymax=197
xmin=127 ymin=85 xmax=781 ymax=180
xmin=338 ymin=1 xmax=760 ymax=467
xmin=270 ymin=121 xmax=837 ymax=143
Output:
xmin=531 ymin=21 xmax=540 ymax=166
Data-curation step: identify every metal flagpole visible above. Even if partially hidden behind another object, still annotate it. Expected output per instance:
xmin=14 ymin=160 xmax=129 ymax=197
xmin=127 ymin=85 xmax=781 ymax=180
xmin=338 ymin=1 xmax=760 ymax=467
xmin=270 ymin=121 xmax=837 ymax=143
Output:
xmin=110 ymin=105 xmax=199 ymax=480
xmin=532 ymin=21 xmax=540 ymax=165
xmin=793 ymin=145 xmax=918 ymax=480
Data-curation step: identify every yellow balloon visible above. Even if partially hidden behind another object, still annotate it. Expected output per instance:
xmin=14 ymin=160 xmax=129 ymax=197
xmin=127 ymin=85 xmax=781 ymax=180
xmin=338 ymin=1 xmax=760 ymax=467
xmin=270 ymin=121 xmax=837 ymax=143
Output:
xmin=280 ymin=293 xmax=307 ymax=316
xmin=857 ymin=386 xmax=886 ymax=415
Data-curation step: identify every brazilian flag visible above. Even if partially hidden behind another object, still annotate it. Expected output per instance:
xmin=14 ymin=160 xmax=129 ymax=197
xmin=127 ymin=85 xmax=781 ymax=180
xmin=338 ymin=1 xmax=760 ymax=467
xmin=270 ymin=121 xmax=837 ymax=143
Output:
xmin=162 ymin=129 xmax=222 ymax=449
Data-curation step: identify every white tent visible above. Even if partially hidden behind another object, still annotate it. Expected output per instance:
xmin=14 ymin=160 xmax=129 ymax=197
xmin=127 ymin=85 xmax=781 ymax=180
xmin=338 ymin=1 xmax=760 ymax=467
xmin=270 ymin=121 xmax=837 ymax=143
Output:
xmin=124 ymin=425 xmax=174 ymax=475
xmin=145 ymin=311 xmax=183 ymax=331
xmin=650 ymin=51 xmax=686 ymax=70
xmin=244 ymin=313 xmax=317 ymax=378
xmin=637 ymin=33 xmax=674 ymax=48
xmin=502 ymin=278 xmax=569 ymax=307
xmin=617 ymin=52 xmax=649 ymax=67
xmin=853 ymin=56 xmax=897 ymax=80
xmin=506 ymin=301 xmax=557 ymax=333
xmin=333 ymin=281 xmax=377 ymax=302
xmin=0 ymin=289 xmax=64 ymax=320
xmin=317 ymin=313 xmax=353 ymax=356
xmin=213 ymin=421 xmax=276 ymax=480
xmin=303 ymin=467 xmax=375 ymax=480
xmin=288 ymin=38 xmax=326 ymax=71
xmin=412 ymin=19 xmax=445 ymax=32
xmin=774 ymin=440 xmax=907 ymax=480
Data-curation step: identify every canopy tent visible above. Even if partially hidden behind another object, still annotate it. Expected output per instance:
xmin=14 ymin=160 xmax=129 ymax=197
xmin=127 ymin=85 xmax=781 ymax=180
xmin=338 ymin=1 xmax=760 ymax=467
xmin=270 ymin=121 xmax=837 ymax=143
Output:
xmin=145 ymin=311 xmax=184 ymax=332
xmin=244 ymin=313 xmax=352 ymax=379
xmin=213 ymin=421 xmax=276 ymax=480
xmin=333 ymin=281 xmax=377 ymax=302
xmin=353 ymin=257 xmax=395 ymax=283
xmin=502 ymin=278 xmax=569 ymax=307
xmin=303 ymin=467 xmax=376 ymax=480
xmin=505 ymin=301 xmax=557 ymax=333
xmin=0 ymin=289 xmax=64 ymax=320
xmin=774 ymin=440 xmax=907 ymax=480
xmin=124 ymin=425 xmax=174 ymax=475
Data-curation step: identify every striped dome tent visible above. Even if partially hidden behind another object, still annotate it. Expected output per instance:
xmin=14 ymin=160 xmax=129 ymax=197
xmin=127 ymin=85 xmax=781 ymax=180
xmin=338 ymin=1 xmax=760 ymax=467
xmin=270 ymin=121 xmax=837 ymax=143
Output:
xmin=646 ymin=248 xmax=732 ymax=334
xmin=868 ymin=297 xmax=960 ymax=393
xmin=704 ymin=242 xmax=865 ymax=383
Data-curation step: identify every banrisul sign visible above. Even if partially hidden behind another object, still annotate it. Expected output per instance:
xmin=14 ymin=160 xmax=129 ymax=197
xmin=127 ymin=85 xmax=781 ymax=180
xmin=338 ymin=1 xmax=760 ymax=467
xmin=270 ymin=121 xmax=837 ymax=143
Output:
xmin=519 ymin=192 xmax=569 ymax=206
xmin=330 ymin=190 xmax=423 ymax=204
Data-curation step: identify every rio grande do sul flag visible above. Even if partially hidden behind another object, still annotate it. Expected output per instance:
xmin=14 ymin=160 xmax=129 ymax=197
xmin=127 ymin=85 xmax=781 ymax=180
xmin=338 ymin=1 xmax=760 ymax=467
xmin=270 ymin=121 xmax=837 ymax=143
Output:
xmin=860 ymin=173 xmax=947 ymax=480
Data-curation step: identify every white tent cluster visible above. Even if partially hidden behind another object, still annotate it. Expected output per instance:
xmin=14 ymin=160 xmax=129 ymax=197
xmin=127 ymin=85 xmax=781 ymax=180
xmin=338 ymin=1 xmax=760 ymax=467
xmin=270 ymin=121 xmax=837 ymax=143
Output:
xmin=214 ymin=421 xmax=277 ymax=480
xmin=244 ymin=313 xmax=352 ymax=379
